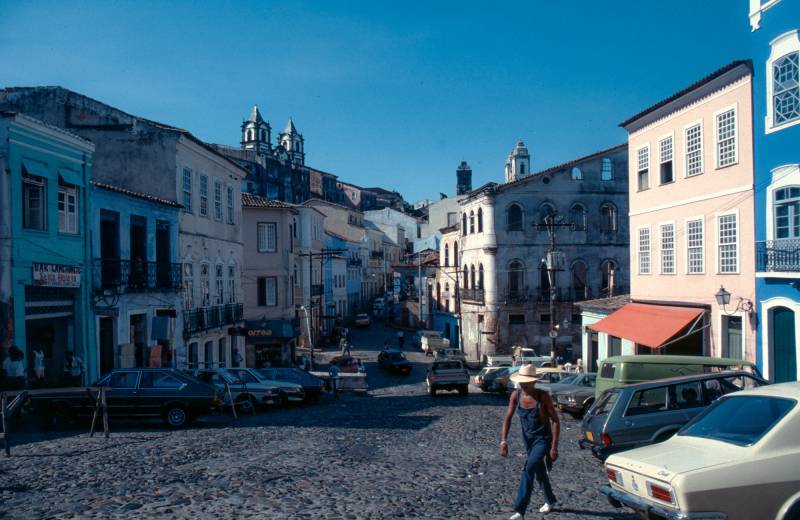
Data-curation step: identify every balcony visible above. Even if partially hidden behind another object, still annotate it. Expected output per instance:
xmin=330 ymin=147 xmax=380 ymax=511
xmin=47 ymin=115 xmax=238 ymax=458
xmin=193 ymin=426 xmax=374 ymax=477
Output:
xmin=94 ymin=258 xmax=182 ymax=293
xmin=504 ymin=291 xmax=530 ymax=304
xmin=461 ymin=287 xmax=485 ymax=303
xmin=184 ymin=303 xmax=243 ymax=335
xmin=757 ymin=240 xmax=800 ymax=273
xmin=347 ymin=257 xmax=363 ymax=267
xmin=370 ymin=250 xmax=384 ymax=260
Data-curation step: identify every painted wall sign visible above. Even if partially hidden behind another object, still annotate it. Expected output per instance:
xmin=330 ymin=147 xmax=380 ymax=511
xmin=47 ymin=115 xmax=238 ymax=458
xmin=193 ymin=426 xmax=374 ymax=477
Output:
xmin=32 ymin=263 xmax=81 ymax=288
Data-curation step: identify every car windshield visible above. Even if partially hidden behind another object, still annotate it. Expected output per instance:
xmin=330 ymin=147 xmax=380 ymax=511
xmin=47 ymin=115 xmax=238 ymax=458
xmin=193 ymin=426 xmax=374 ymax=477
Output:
xmin=679 ymin=395 xmax=795 ymax=446
xmin=228 ymin=369 xmax=260 ymax=384
xmin=592 ymin=390 xmax=620 ymax=416
xmin=558 ymin=375 xmax=578 ymax=385
xmin=433 ymin=362 xmax=462 ymax=370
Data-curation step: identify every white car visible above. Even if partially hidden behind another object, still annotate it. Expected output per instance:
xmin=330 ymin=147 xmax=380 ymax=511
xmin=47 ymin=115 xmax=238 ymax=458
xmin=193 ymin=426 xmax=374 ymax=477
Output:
xmin=602 ymin=382 xmax=800 ymax=520
xmin=354 ymin=313 xmax=371 ymax=327
xmin=226 ymin=368 xmax=305 ymax=405
xmin=434 ymin=348 xmax=467 ymax=365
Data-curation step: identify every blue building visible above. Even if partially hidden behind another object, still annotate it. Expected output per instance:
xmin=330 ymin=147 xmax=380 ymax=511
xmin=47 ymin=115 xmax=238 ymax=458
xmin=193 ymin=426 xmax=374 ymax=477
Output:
xmin=750 ymin=0 xmax=800 ymax=382
xmin=90 ymin=182 xmax=182 ymax=376
xmin=0 ymin=113 xmax=95 ymax=386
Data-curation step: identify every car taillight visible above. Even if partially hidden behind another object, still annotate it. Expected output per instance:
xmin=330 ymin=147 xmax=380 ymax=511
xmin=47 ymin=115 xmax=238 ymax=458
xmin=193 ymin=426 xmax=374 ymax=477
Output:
xmin=606 ymin=468 xmax=617 ymax=482
xmin=601 ymin=433 xmax=612 ymax=447
xmin=647 ymin=482 xmax=674 ymax=504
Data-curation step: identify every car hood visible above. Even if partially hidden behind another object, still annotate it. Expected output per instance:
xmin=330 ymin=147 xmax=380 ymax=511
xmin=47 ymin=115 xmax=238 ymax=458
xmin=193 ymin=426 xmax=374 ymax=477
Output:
xmin=607 ymin=436 xmax=742 ymax=481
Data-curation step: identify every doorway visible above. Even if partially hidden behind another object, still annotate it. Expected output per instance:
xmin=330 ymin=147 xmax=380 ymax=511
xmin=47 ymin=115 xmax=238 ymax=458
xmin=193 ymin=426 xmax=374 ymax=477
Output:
xmin=130 ymin=215 xmax=147 ymax=289
xmin=100 ymin=210 xmax=120 ymax=288
xmin=99 ymin=316 xmax=115 ymax=376
xmin=772 ymin=306 xmax=797 ymax=383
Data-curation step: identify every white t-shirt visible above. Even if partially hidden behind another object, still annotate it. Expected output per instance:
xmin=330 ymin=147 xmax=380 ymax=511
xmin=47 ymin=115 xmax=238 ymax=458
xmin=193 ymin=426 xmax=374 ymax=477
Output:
xmin=3 ymin=358 xmax=25 ymax=378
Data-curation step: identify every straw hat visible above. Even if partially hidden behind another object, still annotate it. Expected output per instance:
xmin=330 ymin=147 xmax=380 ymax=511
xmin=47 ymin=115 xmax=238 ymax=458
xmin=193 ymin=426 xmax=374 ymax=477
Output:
xmin=509 ymin=364 xmax=544 ymax=383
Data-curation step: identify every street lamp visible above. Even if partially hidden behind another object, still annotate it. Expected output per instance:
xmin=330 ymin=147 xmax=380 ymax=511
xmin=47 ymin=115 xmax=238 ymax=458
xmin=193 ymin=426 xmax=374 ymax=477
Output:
xmin=714 ymin=285 xmax=753 ymax=314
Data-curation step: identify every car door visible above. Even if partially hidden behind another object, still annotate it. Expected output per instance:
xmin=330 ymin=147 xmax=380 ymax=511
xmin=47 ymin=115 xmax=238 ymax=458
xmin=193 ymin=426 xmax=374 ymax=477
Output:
xmin=615 ymin=385 xmax=683 ymax=447
xmin=137 ymin=371 xmax=189 ymax=416
xmin=101 ymin=370 xmax=141 ymax=417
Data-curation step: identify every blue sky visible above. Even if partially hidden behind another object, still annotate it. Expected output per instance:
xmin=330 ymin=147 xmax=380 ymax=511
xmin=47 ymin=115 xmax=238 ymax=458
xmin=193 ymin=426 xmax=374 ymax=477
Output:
xmin=0 ymin=1 xmax=751 ymax=202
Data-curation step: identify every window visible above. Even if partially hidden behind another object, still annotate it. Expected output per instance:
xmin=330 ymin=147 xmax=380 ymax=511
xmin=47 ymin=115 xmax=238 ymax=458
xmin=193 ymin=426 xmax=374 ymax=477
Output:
xmin=687 ymin=219 xmax=705 ymax=273
xmin=183 ymin=263 xmax=194 ymax=309
xmin=106 ymin=371 xmax=139 ymax=389
xmin=638 ymin=227 xmax=651 ymax=274
xmin=257 ymin=223 xmax=277 ymax=252
xmin=22 ymin=173 xmax=46 ymax=230
xmin=636 ymin=147 xmax=649 ymax=191
xmin=672 ymin=381 xmax=705 ymax=409
xmin=571 ymin=167 xmax=582 ymax=180
xmin=214 ymin=180 xmax=223 ymax=220
xmin=258 ymin=277 xmax=278 ymax=306
xmin=182 ymin=168 xmax=192 ymax=212
xmin=775 ymin=186 xmax=800 ymax=238
xmin=478 ymin=264 xmax=484 ymax=289
xmin=660 ymin=223 xmax=675 ymax=274
xmin=199 ymin=175 xmax=209 ymax=216
xmin=600 ymin=260 xmax=617 ymax=296
xmin=716 ymin=108 xmax=737 ymax=167
xmin=520 ymin=163 xmax=526 ymax=175
xmin=721 ymin=315 xmax=743 ymax=360
xmin=453 ymin=242 xmax=458 ymax=265
xmin=539 ymin=203 xmax=555 ymax=224
xmin=215 ymin=264 xmax=224 ymax=304
xmin=477 ymin=208 xmax=483 ymax=232
xmin=227 ymin=186 xmax=235 ymax=224
xmin=718 ymin=213 xmax=738 ymax=273
xmin=601 ymin=157 xmax=613 ymax=181
xmin=508 ymin=260 xmax=524 ymax=295
xmin=570 ymin=204 xmax=586 ymax=231
xmin=200 ymin=263 xmax=210 ymax=306
xmin=444 ymin=243 xmax=449 ymax=267
xmin=507 ymin=204 xmax=523 ymax=231
xmin=625 ymin=386 xmax=668 ymax=416
xmin=58 ymin=184 xmax=78 ymax=234
xmin=509 ymin=314 xmax=525 ymax=325
xmin=218 ymin=338 xmax=227 ymax=368
xmin=469 ymin=211 xmax=475 ymax=234
xmin=462 ymin=213 xmax=467 ymax=236
xmin=227 ymin=265 xmax=236 ymax=303
xmin=140 ymin=372 xmax=184 ymax=389
xmin=659 ymin=136 xmax=674 ymax=184
xmin=685 ymin=123 xmax=703 ymax=176
xmin=773 ymin=50 xmax=800 ymax=127
xmin=188 ymin=342 xmax=198 ymax=369
xmin=608 ymin=336 xmax=622 ymax=357
xmin=600 ymin=203 xmax=617 ymax=232
xmin=470 ymin=265 xmax=475 ymax=289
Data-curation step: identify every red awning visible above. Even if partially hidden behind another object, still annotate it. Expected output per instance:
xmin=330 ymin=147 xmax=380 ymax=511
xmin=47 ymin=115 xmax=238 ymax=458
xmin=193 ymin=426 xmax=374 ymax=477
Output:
xmin=588 ymin=303 xmax=704 ymax=349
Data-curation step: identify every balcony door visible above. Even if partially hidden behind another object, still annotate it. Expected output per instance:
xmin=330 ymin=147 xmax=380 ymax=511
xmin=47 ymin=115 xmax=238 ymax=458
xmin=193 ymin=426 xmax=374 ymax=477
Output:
xmin=100 ymin=210 xmax=120 ymax=288
xmin=130 ymin=215 xmax=147 ymax=289
xmin=156 ymin=220 xmax=171 ymax=288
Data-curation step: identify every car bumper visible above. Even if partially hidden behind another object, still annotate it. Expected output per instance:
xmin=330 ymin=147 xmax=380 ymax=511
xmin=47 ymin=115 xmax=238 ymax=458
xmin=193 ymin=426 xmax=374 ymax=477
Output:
xmin=577 ymin=437 xmax=614 ymax=459
xmin=600 ymin=485 xmax=726 ymax=520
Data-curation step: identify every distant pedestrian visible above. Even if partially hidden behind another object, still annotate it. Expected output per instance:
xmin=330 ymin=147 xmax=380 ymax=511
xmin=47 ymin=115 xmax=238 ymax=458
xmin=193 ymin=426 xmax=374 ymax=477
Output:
xmin=33 ymin=348 xmax=45 ymax=386
xmin=397 ymin=330 xmax=404 ymax=350
xmin=383 ymin=341 xmax=391 ymax=351
xmin=62 ymin=350 xmax=84 ymax=387
xmin=575 ymin=358 xmax=584 ymax=373
xmin=232 ymin=347 xmax=243 ymax=368
xmin=328 ymin=364 xmax=341 ymax=398
xmin=3 ymin=346 xmax=26 ymax=390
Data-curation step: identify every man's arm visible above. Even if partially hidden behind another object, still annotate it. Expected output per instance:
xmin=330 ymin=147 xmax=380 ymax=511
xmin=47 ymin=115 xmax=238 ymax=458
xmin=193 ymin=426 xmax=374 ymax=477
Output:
xmin=499 ymin=390 xmax=517 ymax=457
xmin=542 ymin=392 xmax=560 ymax=461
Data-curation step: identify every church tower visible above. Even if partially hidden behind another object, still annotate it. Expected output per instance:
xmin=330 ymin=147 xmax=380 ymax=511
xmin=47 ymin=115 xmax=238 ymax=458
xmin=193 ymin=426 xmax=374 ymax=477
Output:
xmin=505 ymin=141 xmax=531 ymax=183
xmin=278 ymin=118 xmax=305 ymax=166
xmin=241 ymin=105 xmax=272 ymax=155
xmin=456 ymin=161 xmax=472 ymax=195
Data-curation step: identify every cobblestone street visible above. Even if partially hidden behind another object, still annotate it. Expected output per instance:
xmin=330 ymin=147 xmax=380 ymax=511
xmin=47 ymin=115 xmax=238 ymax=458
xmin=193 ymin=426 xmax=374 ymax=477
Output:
xmin=0 ymin=324 xmax=636 ymax=519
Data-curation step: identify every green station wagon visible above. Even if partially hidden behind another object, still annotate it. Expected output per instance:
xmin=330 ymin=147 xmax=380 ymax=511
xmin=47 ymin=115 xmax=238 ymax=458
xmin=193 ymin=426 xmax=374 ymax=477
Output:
xmin=595 ymin=355 xmax=760 ymax=398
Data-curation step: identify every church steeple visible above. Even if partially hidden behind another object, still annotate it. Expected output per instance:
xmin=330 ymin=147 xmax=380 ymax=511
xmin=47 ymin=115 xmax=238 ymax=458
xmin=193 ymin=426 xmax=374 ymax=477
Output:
xmin=278 ymin=117 xmax=305 ymax=166
xmin=505 ymin=140 xmax=531 ymax=183
xmin=241 ymin=104 xmax=272 ymax=154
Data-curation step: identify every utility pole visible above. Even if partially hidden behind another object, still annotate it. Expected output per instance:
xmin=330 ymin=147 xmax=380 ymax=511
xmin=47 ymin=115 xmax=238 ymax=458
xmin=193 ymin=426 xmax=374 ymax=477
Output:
xmin=298 ymin=248 xmax=345 ymax=352
xmin=536 ymin=213 xmax=574 ymax=365
xmin=454 ymin=251 xmax=465 ymax=353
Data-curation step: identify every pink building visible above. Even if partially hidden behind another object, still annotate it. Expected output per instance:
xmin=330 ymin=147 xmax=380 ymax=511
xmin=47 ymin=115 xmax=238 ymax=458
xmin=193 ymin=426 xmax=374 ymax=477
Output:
xmin=591 ymin=61 xmax=756 ymax=362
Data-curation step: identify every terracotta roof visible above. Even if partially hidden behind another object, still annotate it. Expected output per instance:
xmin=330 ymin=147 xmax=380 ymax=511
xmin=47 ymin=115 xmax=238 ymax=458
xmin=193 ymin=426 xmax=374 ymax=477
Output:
xmin=620 ymin=60 xmax=752 ymax=128
xmin=91 ymin=181 xmax=181 ymax=208
xmin=575 ymin=294 xmax=631 ymax=314
xmin=241 ymin=192 xmax=297 ymax=210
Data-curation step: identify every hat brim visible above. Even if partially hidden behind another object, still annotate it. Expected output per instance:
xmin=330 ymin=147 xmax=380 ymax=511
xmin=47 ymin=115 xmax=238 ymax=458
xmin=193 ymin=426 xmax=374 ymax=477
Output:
xmin=509 ymin=373 xmax=543 ymax=383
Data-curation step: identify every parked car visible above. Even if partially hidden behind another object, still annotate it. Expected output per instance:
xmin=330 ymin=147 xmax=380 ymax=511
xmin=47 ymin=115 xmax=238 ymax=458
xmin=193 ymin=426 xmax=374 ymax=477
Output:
xmin=329 ymin=355 xmax=362 ymax=374
xmin=506 ymin=367 xmax=573 ymax=393
xmin=190 ymin=368 xmax=281 ymax=413
xmin=354 ymin=313 xmax=371 ymax=327
xmin=257 ymin=368 xmax=326 ymax=401
xmin=546 ymin=372 xmax=596 ymax=395
xmin=602 ymin=382 xmax=800 ymax=520
xmin=581 ymin=371 xmax=765 ymax=460
xmin=472 ymin=365 xmax=509 ymax=387
xmin=225 ymin=368 xmax=305 ymax=406
xmin=427 ymin=360 xmax=469 ymax=397
xmin=551 ymin=373 xmax=597 ymax=418
xmin=434 ymin=348 xmax=467 ymax=365
xmin=412 ymin=330 xmax=442 ymax=349
xmin=378 ymin=349 xmax=412 ymax=375
xmin=595 ymin=354 xmax=760 ymax=398
xmin=480 ymin=365 xmax=522 ymax=393
xmin=29 ymin=368 xmax=222 ymax=428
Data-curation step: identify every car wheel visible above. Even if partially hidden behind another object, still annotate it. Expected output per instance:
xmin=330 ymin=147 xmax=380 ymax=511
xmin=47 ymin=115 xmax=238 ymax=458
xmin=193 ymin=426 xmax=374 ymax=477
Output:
xmin=163 ymin=405 xmax=190 ymax=428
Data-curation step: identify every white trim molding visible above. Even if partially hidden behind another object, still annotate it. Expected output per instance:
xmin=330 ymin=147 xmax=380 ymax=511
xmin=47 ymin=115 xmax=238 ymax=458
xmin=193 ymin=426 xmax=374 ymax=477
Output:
xmin=760 ymin=296 xmax=800 ymax=381
xmin=765 ymin=164 xmax=800 ymax=241
xmin=766 ymin=30 xmax=800 ymax=134
xmin=750 ymin=0 xmax=783 ymax=31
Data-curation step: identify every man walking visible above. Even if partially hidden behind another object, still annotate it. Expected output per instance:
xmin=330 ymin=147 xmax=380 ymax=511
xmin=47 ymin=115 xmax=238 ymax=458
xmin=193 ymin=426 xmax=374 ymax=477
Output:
xmin=328 ymin=363 xmax=340 ymax=398
xmin=63 ymin=350 xmax=84 ymax=387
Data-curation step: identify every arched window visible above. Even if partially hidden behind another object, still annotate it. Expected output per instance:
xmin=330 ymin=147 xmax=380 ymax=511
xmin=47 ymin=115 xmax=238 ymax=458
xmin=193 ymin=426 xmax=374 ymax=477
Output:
xmin=507 ymin=204 xmax=523 ymax=231
xmin=453 ymin=242 xmax=459 ymax=266
xmin=478 ymin=264 xmax=484 ymax=289
xmin=259 ymin=130 xmax=265 ymax=142
xmin=470 ymin=265 xmax=476 ymax=290
xmin=248 ymin=129 xmax=255 ymax=141
xmin=444 ymin=243 xmax=449 ymax=267
xmin=508 ymin=260 xmax=524 ymax=297
xmin=600 ymin=260 xmax=618 ymax=296
xmin=539 ymin=203 xmax=555 ymax=224
xmin=571 ymin=260 xmax=588 ymax=300
xmin=600 ymin=203 xmax=618 ymax=232
xmin=477 ymin=207 xmax=483 ymax=232
xmin=463 ymin=266 xmax=469 ymax=288
xmin=462 ymin=213 xmax=467 ymax=236
xmin=571 ymin=167 xmax=583 ymax=180
xmin=539 ymin=260 xmax=551 ymax=300
xmin=469 ymin=210 xmax=475 ymax=234
xmin=775 ymin=186 xmax=800 ymax=239
xmin=570 ymin=203 xmax=587 ymax=231
xmin=601 ymin=157 xmax=614 ymax=181
xmin=444 ymin=282 xmax=450 ymax=312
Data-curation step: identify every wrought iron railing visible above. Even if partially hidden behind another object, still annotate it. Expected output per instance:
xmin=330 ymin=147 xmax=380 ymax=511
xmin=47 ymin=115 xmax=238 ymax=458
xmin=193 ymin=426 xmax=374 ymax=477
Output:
xmin=347 ymin=257 xmax=363 ymax=267
xmin=184 ymin=303 xmax=243 ymax=335
xmin=370 ymin=250 xmax=384 ymax=259
xmin=504 ymin=291 xmax=530 ymax=304
xmin=757 ymin=240 xmax=800 ymax=273
xmin=461 ymin=287 xmax=485 ymax=303
xmin=94 ymin=258 xmax=181 ymax=293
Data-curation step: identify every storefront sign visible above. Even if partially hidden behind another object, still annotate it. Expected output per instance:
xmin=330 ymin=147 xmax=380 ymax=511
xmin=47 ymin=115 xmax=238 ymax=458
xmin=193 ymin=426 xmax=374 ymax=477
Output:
xmin=32 ymin=263 xmax=81 ymax=288
xmin=247 ymin=328 xmax=273 ymax=337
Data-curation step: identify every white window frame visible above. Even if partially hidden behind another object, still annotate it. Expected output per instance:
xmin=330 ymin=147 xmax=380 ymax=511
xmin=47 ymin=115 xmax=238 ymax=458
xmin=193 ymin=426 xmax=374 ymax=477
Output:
xmin=659 ymin=222 xmax=676 ymax=275
xmin=58 ymin=184 xmax=79 ymax=234
xmin=716 ymin=209 xmax=740 ymax=274
xmin=199 ymin=174 xmax=209 ymax=217
xmin=683 ymin=120 xmax=704 ymax=177
xmin=227 ymin=264 xmax=236 ymax=304
xmin=22 ymin=173 xmax=46 ymax=231
xmin=200 ymin=262 xmax=210 ymax=307
xmin=226 ymin=185 xmax=235 ymax=224
xmin=637 ymin=225 xmax=651 ymax=275
xmin=714 ymin=104 xmax=739 ymax=169
xmin=636 ymin=145 xmax=650 ymax=191
xmin=766 ymin=30 xmax=800 ymax=134
xmin=685 ymin=216 xmax=705 ymax=275
xmin=601 ymin=157 xmax=614 ymax=181
xmin=213 ymin=180 xmax=223 ymax=221
xmin=765 ymin=164 xmax=800 ymax=242
xmin=182 ymin=168 xmax=192 ymax=213
xmin=658 ymin=133 xmax=675 ymax=185
xmin=214 ymin=263 xmax=224 ymax=305
xmin=258 ymin=222 xmax=277 ymax=253
xmin=260 ymin=276 xmax=278 ymax=307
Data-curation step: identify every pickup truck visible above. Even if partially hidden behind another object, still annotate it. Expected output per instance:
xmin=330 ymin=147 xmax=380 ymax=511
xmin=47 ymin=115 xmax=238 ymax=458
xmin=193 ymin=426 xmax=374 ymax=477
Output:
xmin=426 ymin=360 xmax=469 ymax=397
xmin=421 ymin=335 xmax=450 ymax=355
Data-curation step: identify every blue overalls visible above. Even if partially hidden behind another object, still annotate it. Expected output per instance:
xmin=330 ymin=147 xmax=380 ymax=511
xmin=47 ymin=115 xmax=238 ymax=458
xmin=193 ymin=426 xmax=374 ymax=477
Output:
xmin=513 ymin=390 xmax=557 ymax=514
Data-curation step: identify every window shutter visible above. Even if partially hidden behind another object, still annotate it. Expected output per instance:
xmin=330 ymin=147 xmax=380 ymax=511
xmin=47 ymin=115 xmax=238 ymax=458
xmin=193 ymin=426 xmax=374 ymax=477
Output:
xmin=257 ymin=277 xmax=266 ymax=306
